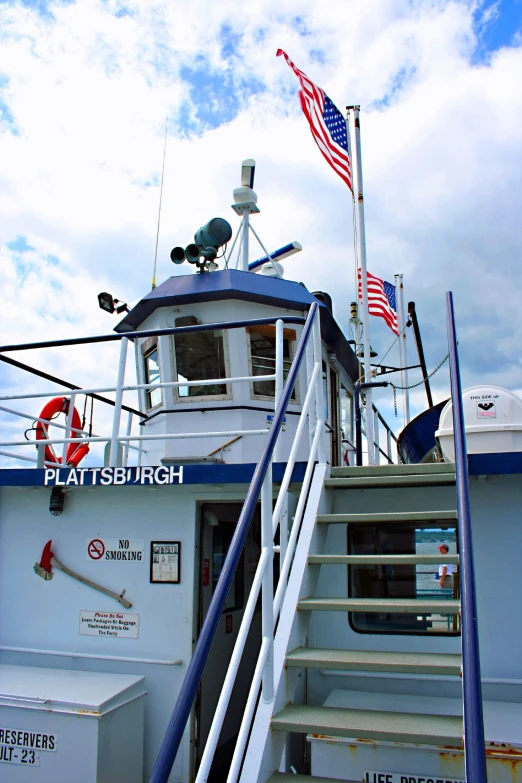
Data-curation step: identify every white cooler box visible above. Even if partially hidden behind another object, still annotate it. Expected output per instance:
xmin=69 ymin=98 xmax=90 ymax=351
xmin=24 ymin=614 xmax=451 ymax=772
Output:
xmin=0 ymin=664 xmax=146 ymax=782
xmin=436 ymin=385 xmax=522 ymax=462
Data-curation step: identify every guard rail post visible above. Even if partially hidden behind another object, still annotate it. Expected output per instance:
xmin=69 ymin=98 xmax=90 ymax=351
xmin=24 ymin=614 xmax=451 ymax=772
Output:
xmin=261 ymin=471 xmax=274 ymax=702
xmin=61 ymin=391 xmax=77 ymax=464
xmin=446 ymin=291 xmax=487 ymax=783
xmin=109 ymin=338 xmax=129 ymax=467
xmin=312 ymin=311 xmax=326 ymax=464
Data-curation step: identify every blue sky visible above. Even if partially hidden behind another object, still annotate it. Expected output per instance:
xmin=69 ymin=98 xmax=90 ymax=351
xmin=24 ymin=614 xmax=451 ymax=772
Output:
xmin=473 ymin=0 xmax=522 ymax=59
xmin=1 ymin=0 xmax=522 ymax=446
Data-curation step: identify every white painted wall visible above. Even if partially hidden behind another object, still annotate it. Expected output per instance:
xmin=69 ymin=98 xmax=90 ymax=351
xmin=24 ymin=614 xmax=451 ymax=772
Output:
xmin=0 ymin=482 xmax=254 ymax=783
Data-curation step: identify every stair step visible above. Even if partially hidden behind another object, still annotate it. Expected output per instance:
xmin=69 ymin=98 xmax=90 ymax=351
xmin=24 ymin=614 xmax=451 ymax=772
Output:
xmin=298 ymin=597 xmax=461 ymax=614
xmin=308 ymin=554 xmax=460 ymax=565
xmin=325 ymin=473 xmax=455 ymax=489
xmin=271 ymin=703 xmax=463 ymax=746
xmin=285 ymin=647 xmax=462 ymax=675
xmin=267 ymin=775 xmax=353 ymax=783
xmin=330 ymin=463 xmax=455 ymax=477
xmin=317 ymin=510 xmax=457 ymax=524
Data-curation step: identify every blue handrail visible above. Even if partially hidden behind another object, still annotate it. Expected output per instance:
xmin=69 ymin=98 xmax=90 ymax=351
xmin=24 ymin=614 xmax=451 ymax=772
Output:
xmin=149 ymin=302 xmax=320 ymax=783
xmin=446 ymin=291 xmax=487 ymax=783
xmin=0 ymin=315 xmax=307 ymax=353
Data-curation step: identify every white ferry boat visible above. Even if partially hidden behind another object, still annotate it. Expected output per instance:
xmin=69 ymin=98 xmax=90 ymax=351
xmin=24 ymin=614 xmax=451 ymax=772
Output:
xmin=0 ymin=160 xmax=520 ymax=783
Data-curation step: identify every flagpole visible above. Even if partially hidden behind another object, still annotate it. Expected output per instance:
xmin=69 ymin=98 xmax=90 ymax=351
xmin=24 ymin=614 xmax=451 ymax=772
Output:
xmin=348 ymin=106 xmax=375 ymax=464
xmin=395 ymin=274 xmax=411 ymax=425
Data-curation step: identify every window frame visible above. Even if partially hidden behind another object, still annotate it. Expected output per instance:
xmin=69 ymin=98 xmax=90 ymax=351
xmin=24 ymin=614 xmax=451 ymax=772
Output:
xmin=170 ymin=327 xmax=232 ymax=404
xmin=347 ymin=522 xmax=460 ymax=637
xmin=247 ymin=324 xmax=299 ymax=403
xmin=141 ymin=337 xmax=163 ymax=411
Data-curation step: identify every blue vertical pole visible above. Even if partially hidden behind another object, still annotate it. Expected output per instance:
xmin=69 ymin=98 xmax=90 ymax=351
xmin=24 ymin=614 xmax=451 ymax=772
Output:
xmin=446 ymin=291 xmax=487 ymax=783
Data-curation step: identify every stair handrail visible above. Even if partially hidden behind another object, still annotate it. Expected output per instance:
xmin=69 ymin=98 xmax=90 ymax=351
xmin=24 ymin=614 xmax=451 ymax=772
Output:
xmin=149 ymin=302 xmax=321 ymax=783
xmin=446 ymin=291 xmax=487 ymax=783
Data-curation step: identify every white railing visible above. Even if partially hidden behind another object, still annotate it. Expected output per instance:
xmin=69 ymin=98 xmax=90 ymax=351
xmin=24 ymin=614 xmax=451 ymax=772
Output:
xmin=0 ymin=318 xmax=290 ymax=468
xmin=194 ymin=313 xmax=326 ymax=783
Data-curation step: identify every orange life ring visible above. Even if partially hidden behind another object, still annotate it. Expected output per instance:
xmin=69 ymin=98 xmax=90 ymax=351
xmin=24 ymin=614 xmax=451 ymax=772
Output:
xmin=35 ymin=397 xmax=90 ymax=467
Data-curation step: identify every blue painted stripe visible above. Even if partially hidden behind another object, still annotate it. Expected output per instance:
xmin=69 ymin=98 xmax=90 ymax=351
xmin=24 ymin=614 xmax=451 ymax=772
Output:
xmin=149 ymin=302 xmax=319 ymax=783
xmin=0 ymin=462 xmax=307 ymax=487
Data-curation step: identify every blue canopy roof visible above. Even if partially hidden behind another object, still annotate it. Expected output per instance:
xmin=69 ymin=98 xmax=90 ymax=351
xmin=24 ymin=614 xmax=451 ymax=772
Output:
xmin=116 ymin=269 xmax=359 ymax=382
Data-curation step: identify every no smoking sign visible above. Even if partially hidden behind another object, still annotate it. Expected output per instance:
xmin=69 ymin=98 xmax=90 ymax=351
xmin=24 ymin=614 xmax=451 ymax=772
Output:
xmin=88 ymin=539 xmax=105 ymax=560
xmin=86 ymin=538 xmax=145 ymax=562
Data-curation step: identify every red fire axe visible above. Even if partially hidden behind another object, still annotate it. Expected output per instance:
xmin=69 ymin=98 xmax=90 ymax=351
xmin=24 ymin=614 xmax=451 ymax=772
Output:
xmin=34 ymin=540 xmax=132 ymax=609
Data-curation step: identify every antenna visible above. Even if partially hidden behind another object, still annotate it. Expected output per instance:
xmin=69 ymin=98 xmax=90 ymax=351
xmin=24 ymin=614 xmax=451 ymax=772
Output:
xmin=152 ymin=117 xmax=168 ymax=290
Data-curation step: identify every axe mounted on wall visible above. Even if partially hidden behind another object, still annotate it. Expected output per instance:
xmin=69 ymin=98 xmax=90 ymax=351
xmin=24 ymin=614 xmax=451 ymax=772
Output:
xmin=34 ymin=540 xmax=132 ymax=609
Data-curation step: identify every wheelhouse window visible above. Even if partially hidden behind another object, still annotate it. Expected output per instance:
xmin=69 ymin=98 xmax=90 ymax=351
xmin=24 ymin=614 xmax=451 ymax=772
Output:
xmin=248 ymin=325 xmax=296 ymax=400
xmin=142 ymin=339 xmax=162 ymax=410
xmin=173 ymin=322 xmax=228 ymax=399
xmin=348 ymin=523 xmax=460 ymax=635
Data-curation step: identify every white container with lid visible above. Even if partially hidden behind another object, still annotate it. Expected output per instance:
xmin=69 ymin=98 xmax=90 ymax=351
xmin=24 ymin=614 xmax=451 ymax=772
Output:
xmin=435 ymin=385 xmax=522 ymax=462
xmin=0 ymin=664 xmax=146 ymax=782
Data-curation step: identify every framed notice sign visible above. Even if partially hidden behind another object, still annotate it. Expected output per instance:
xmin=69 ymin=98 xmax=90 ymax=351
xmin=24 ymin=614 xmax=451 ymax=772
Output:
xmin=150 ymin=541 xmax=181 ymax=584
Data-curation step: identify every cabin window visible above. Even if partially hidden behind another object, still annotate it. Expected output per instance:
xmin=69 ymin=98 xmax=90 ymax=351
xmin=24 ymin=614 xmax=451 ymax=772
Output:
xmin=347 ymin=523 xmax=460 ymax=635
xmin=173 ymin=327 xmax=228 ymax=399
xmin=142 ymin=339 xmax=162 ymax=410
xmin=248 ymin=325 xmax=297 ymax=400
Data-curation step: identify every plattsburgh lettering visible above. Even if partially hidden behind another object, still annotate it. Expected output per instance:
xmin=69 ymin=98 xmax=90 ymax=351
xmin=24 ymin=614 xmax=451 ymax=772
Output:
xmin=44 ymin=466 xmax=183 ymax=487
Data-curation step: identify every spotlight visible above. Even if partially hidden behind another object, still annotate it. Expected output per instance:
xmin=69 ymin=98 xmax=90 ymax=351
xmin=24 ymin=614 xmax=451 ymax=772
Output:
xmin=49 ymin=486 xmax=64 ymax=516
xmin=97 ymin=292 xmax=130 ymax=315
xmin=98 ymin=292 xmax=115 ymax=314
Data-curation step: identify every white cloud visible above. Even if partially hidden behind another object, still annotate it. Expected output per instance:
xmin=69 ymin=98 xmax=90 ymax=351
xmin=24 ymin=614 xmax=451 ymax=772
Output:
xmin=1 ymin=0 xmax=521 ymax=464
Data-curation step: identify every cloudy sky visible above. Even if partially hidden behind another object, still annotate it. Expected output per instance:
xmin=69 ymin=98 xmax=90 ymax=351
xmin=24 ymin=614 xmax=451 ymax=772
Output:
xmin=1 ymin=0 xmax=521 ymax=464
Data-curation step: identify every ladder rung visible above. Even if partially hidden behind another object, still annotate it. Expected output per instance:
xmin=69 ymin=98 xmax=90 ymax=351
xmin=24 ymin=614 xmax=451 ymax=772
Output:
xmin=317 ymin=510 xmax=458 ymax=524
xmin=330 ymin=463 xmax=456 ymax=477
xmin=271 ymin=703 xmax=463 ymax=746
xmin=308 ymin=554 xmax=459 ymax=565
xmin=298 ymin=597 xmax=461 ymax=614
xmin=325 ymin=473 xmax=456 ymax=488
xmin=285 ymin=647 xmax=462 ymax=675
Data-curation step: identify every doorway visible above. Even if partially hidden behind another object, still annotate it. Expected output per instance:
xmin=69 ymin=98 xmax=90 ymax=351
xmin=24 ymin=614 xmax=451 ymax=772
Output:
xmin=195 ymin=502 xmax=262 ymax=781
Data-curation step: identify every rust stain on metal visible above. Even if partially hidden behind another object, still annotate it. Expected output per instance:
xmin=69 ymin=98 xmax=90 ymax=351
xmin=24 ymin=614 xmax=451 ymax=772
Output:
xmin=486 ymin=743 xmax=522 ymax=757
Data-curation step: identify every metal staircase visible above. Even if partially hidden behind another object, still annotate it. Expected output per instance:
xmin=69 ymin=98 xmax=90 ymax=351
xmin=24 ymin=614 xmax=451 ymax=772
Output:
xmin=151 ymin=292 xmax=486 ymax=783
xmin=241 ymin=462 xmax=465 ymax=782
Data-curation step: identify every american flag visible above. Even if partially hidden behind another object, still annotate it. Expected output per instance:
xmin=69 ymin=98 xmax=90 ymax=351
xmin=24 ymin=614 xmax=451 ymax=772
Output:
xmin=277 ymin=49 xmax=352 ymax=191
xmin=358 ymin=269 xmax=398 ymax=335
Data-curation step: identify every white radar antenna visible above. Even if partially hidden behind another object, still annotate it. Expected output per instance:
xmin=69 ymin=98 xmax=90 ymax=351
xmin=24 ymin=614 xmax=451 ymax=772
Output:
xmin=225 ymin=159 xmax=302 ymax=277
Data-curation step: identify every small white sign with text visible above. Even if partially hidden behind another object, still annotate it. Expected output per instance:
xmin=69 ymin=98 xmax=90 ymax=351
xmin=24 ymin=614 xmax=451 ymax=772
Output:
xmin=79 ymin=610 xmax=139 ymax=639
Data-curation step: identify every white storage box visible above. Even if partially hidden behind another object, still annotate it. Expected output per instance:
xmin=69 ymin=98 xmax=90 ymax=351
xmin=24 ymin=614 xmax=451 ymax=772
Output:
xmin=436 ymin=385 xmax=522 ymax=462
xmin=0 ymin=664 xmax=146 ymax=782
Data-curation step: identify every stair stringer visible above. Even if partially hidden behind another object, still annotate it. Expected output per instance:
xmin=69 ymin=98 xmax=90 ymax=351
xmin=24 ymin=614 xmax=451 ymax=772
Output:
xmin=239 ymin=464 xmax=331 ymax=783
